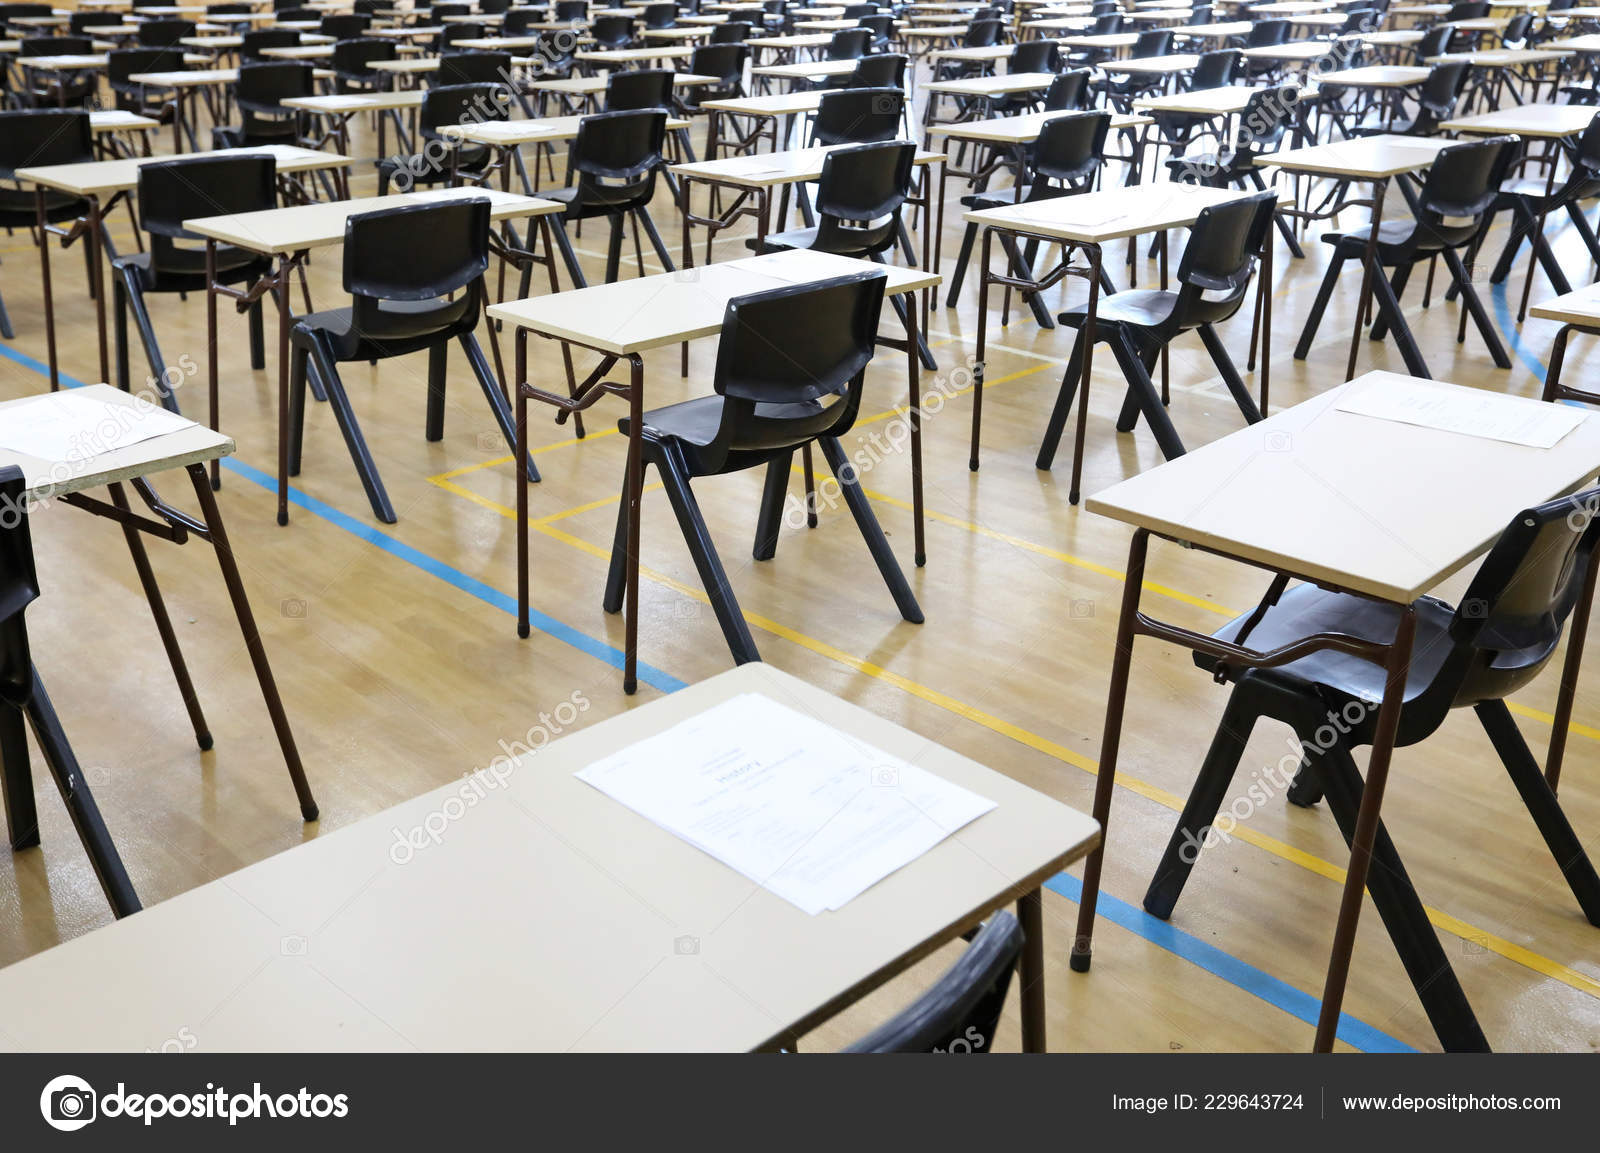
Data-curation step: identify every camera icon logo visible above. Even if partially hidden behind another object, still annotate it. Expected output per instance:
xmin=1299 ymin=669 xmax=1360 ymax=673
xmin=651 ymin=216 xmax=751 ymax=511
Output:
xmin=280 ymin=598 xmax=308 ymax=620
xmin=674 ymin=935 xmax=700 ymax=955
xmin=871 ymin=765 xmax=900 ymax=788
xmin=1263 ymin=430 xmax=1293 ymax=453
xmin=40 ymin=1074 xmax=97 ymax=1132
xmin=281 ymin=934 xmax=309 ymax=957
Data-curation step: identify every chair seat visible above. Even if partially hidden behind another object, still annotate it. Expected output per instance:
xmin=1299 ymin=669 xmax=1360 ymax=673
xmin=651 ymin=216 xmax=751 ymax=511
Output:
xmin=621 ymin=393 xmax=825 ymax=450
xmin=292 ymin=297 xmax=476 ymax=361
xmin=1193 ymin=583 xmax=1460 ymax=746
xmin=0 ymin=186 xmax=89 ymax=230
xmin=1321 ymin=219 xmax=1428 ymax=261
xmin=1059 ymin=288 xmax=1179 ymax=331
xmin=959 ymin=186 xmax=1019 ymax=211
xmin=746 ymin=227 xmax=818 ymax=253
xmin=115 ymin=245 xmax=269 ymax=292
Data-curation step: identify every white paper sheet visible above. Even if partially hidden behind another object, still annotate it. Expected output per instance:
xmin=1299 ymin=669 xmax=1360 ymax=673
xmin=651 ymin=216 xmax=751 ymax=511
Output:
xmin=0 ymin=392 xmax=194 ymax=463
xmin=1335 ymin=378 xmax=1586 ymax=449
xmin=575 ymin=694 xmax=996 ymax=915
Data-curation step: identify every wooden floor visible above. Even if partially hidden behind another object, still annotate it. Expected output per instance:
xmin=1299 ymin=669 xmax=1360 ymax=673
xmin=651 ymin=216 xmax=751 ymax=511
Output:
xmin=1 ymin=81 xmax=1598 ymax=1054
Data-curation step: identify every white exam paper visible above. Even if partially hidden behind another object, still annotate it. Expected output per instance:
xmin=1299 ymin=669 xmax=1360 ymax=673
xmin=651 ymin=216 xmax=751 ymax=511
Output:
xmin=575 ymin=693 xmax=996 ymax=915
xmin=1336 ymin=378 xmax=1586 ymax=449
xmin=0 ymin=392 xmax=194 ymax=463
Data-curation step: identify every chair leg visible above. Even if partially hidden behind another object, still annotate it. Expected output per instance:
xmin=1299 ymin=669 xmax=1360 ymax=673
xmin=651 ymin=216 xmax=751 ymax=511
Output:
xmin=288 ymin=341 xmax=310 ymax=476
xmin=1566 ymin=199 xmax=1600 ymax=267
xmin=1197 ymin=323 xmax=1262 ymax=424
xmin=1368 ymin=262 xmax=1412 ymax=343
xmin=306 ymin=335 xmax=397 ymax=523
xmin=550 ymin=219 xmax=588 ymax=289
xmin=604 ymin=213 xmax=625 ymax=284
xmin=1441 ymin=248 xmax=1511 ymax=370
xmin=1475 ymin=700 xmax=1600 ymax=925
xmin=655 ymin=447 xmax=763 ymax=665
xmin=248 ymin=296 xmax=266 ymax=372
xmin=1294 ymin=251 xmax=1346 ymax=360
xmin=118 ymin=267 xmax=181 ymax=414
xmin=635 ymin=206 xmax=676 ymax=273
xmin=1248 ymin=169 xmax=1303 ymax=259
xmin=0 ymin=281 xmax=13 ymax=341
xmin=603 ymin=473 xmax=630 ymax=616
xmin=459 ymin=333 xmax=540 ymax=483
xmin=1036 ymin=327 xmax=1087 ymax=471
xmin=945 ymin=221 xmax=979 ymax=305
xmin=113 ymin=274 xmax=131 ymax=394
xmin=817 ymin=437 xmax=924 ymax=624
xmin=0 ymin=703 xmax=38 ymax=851
xmin=1368 ymin=256 xmax=1430 ymax=377
xmin=1108 ymin=333 xmax=1186 ymax=459
xmin=996 ymin=231 xmax=1054 ymax=330
xmin=426 ymin=342 xmax=447 ymax=442
xmin=752 ymin=450 xmax=793 ymax=562
xmin=1310 ymin=734 xmax=1490 ymax=1052
xmin=1144 ymin=688 xmax=1259 ymax=919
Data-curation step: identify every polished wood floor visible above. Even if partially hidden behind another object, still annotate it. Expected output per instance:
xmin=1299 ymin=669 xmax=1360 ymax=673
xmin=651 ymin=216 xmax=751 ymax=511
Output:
xmin=1 ymin=77 xmax=1597 ymax=1053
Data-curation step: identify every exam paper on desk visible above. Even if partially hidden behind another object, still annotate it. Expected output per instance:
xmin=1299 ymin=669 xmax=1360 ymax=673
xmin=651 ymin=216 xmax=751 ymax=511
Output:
xmin=0 ymin=391 xmax=194 ymax=463
xmin=1335 ymin=378 xmax=1586 ymax=449
xmin=575 ymin=693 xmax=996 ymax=915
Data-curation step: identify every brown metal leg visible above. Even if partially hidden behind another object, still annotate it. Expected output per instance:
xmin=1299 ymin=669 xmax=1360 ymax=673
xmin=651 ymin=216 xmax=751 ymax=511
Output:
xmin=624 ymin=354 xmax=645 ymax=695
xmin=1312 ymin=604 xmax=1415 ymax=1052
xmin=1259 ymin=228 xmax=1273 ymax=417
xmin=89 ymin=195 xmax=109 ymax=386
xmin=186 ymin=464 xmax=318 ymax=821
xmin=1545 ymin=538 xmax=1600 ymax=795
xmin=109 ymin=483 xmax=212 ymax=752
xmin=1072 ymin=527 xmax=1148 ymax=971
xmin=206 ymin=239 xmax=222 ymax=491
xmin=1017 ymin=886 xmax=1046 ymax=1053
xmin=275 ymin=255 xmax=293 ymax=526
xmin=517 ymin=331 xmax=532 ymax=639
xmin=971 ymin=228 xmax=992 ymax=471
xmin=1346 ymin=177 xmax=1385 ymax=382
xmin=1068 ymin=243 xmax=1102 ymax=506
xmin=905 ymin=299 xmax=926 ymax=568
xmin=36 ymin=187 xmax=60 ymax=393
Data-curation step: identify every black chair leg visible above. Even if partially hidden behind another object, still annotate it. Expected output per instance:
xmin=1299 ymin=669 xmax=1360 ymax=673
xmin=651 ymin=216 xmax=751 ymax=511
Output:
xmin=945 ymin=221 xmax=979 ymax=304
xmin=114 ymin=274 xmax=131 ymax=394
xmin=0 ymin=703 xmax=37 ymax=850
xmin=1566 ymin=199 xmax=1600 ymax=266
xmin=550 ymin=218 xmax=589 ymax=289
xmin=1294 ymin=251 xmax=1346 ymax=360
xmin=25 ymin=670 xmax=141 ymax=918
xmin=1144 ymin=688 xmax=1258 ymax=919
xmin=752 ymin=450 xmax=794 ymax=562
xmin=655 ymin=447 xmax=763 ymax=664
xmin=996 ymin=231 xmax=1054 ymax=330
xmin=1488 ymin=207 xmax=1528 ymax=285
xmin=1037 ymin=327 xmax=1087 ymax=471
xmin=603 ymin=479 xmax=629 ymax=615
xmin=1368 ymin=256 xmax=1430 ymax=377
xmin=1528 ymin=229 xmax=1573 ymax=298
xmin=118 ymin=267 xmax=182 ymax=414
xmin=459 ymin=332 xmax=540 ymax=483
xmin=817 ymin=436 xmax=924 ymax=624
xmin=0 ymin=281 xmax=12 ymax=340
xmin=1475 ymin=700 xmax=1600 ymax=925
xmin=1286 ymin=755 xmax=1322 ymax=806
xmin=426 ymin=342 xmax=447 ymax=441
xmin=1198 ymin=323 xmax=1262 ymax=424
xmin=248 ymin=295 xmax=266 ymax=371
xmin=1108 ymin=333 xmax=1186 ymax=459
xmin=1368 ymin=262 xmax=1412 ymax=343
xmin=1441 ymin=247 xmax=1511 ymax=369
xmin=306 ymin=335 xmax=397 ymax=523
xmin=1310 ymin=734 xmax=1490 ymax=1052
xmin=604 ymin=212 xmax=625 ymax=284
xmin=635 ymin=206 xmax=676 ymax=273
xmin=288 ymin=342 xmax=310 ymax=477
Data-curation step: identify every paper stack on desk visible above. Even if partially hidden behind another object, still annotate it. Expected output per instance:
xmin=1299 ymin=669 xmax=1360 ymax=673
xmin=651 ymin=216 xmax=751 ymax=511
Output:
xmin=0 ymin=391 xmax=192 ymax=463
xmin=576 ymin=693 xmax=996 ymax=915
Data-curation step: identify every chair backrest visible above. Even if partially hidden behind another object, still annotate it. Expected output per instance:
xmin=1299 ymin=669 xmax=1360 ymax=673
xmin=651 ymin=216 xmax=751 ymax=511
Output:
xmin=1341 ymin=6 xmax=1380 ymax=33
xmin=430 ymin=2 xmax=472 ymax=17
xmin=1027 ymin=109 xmax=1110 ymax=193
xmin=320 ymin=13 xmax=370 ymax=39
xmin=436 ymin=50 xmax=512 ymax=85
xmin=1187 ymin=2 xmax=1212 ymax=24
xmin=605 ymin=67 xmax=674 ymax=111
xmin=1502 ymin=11 xmax=1534 ymax=43
xmin=642 ymin=2 xmax=676 ymax=28
xmin=963 ymin=18 xmax=1003 ymax=47
xmin=1245 ymin=18 xmax=1288 ymax=47
xmin=504 ymin=7 xmax=543 ymax=35
xmin=1044 ymin=68 xmax=1093 ymax=111
xmin=811 ymin=139 xmax=915 ymax=256
xmin=1447 ymin=0 xmax=1489 ymax=19
xmin=827 ymin=26 xmax=871 ymax=59
xmin=274 ymin=6 xmax=319 ymax=19
xmin=842 ymin=2 xmax=876 ymax=16
xmin=137 ymin=18 xmax=195 ymax=46
xmin=1090 ymin=0 xmax=1118 ymax=12
xmin=479 ymin=0 xmax=511 ymax=12
xmin=1009 ymin=38 xmax=1060 ymax=74
xmin=1133 ymin=28 xmax=1172 ymax=58
xmin=0 ymin=108 xmax=93 ymax=175
xmin=554 ymin=0 xmax=589 ymax=18
xmin=844 ymin=913 xmax=1023 ymax=1053
xmin=1191 ymin=48 xmax=1240 ymax=89
xmin=343 ymin=198 xmax=490 ymax=339
xmin=858 ymin=13 xmax=894 ymax=44
xmin=1171 ymin=189 xmax=1277 ymax=329
xmin=0 ymin=465 xmax=41 ymax=710
xmin=710 ymin=20 xmax=750 ymax=43
xmin=69 ymin=10 xmax=118 ymax=34
xmin=847 ymin=52 xmax=905 ymax=89
xmin=1415 ymin=23 xmax=1455 ymax=61
xmin=137 ymin=154 xmax=277 ymax=270
xmin=1561 ymin=111 xmax=1600 ymax=200
xmin=438 ymin=21 xmax=487 ymax=49
xmin=332 ymin=36 xmax=397 ymax=78
xmin=22 ymin=35 xmax=92 ymax=56
xmin=1089 ymin=12 xmax=1122 ymax=34
xmin=241 ymin=28 xmax=300 ymax=61
xmin=707 ymin=271 xmax=887 ymax=458
xmin=1413 ymin=134 xmax=1516 ymax=242
xmin=236 ymin=60 xmax=314 ymax=110
xmin=420 ymin=81 xmax=510 ymax=139
xmin=1416 ymin=57 xmax=1471 ymax=126
xmin=590 ymin=14 xmax=633 ymax=47
xmin=1232 ymin=83 xmax=1297 ymax=154
xmin=109 ymin=46 xmax=186 ymax=86
xmin=352 ymin=0 xmax=387 ymax=12
xmin=689 ymin=41 xmax=747 ymax=87
xmin=568 ymin=108 xmax=667 ymax=206
xmin=813 ymin=86 xmax=903 ymax=145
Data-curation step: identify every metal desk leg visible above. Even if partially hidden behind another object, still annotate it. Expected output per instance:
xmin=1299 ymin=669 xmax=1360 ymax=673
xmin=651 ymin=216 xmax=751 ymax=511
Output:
xmin=205 ymin=239 xmax=222 ymax=491
xmin=971 ymin=228 xmax=992 ymax=471
xmin=88 ymin=194 xmax=109 ymax=387
xmin=623 ymin=354 xmax=645 ymax=695
xmin=35 ymin=187 xmax=60 ymax=393
xmin=905 ymin=298 xmax=926 ymax=568
xmin=1017 ymin=886 xmax=1046 ymax=1052
xmin=1067 ymin=243 xmax=1102 ymax=506
xmin=1345 ymin=176 xmax=1385 ymax=382
xmin=274 ymin=253 xmax=294 ymax=526
xmin=517 ymin=331 xmax=532 ymax=640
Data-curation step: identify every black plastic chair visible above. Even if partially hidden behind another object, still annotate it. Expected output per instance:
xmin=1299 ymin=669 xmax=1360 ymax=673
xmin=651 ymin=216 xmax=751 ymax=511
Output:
xmin=1481 ymin=112 xmax=1600 ymax=298
xmin=319 ymin=13 xmax=370 ymax=40
xmin=1240 ymin=18 xmax=1288 ymax=81
xmin=137 ymin=18 xmax=194 ymax=47
xmin=947 ymin=110 xmax=1112 ymax=306
xmin=377 ymin=82 xmax=510 ymax=193
xmin=106 ymin=47 xmax=184 ymax=123
xmin=17 ymin=36 xmax=98 ymax=108
xmin=826 ymin=26 xmax=871 ymax=60
xmin=992 ymin=39 xmax=1061 ymax=115
xmin=1101 ymin=29 xmax=1174 ymax=111
xmin=1294 ymin=136 xmax=1515 ymax=372
xmin=241 ymin=28 xmax=301 ymax=62
xmin=844 ymin=913 xmax=1023 ymax=1052
xmin=504 ymin=6 xmax=545 ymax=36
xmin=746 ymin=141 xmax=935 ymax=369
xmin=112 ymin=155 xmax=275 ymax=417
xmin=1064 ymin=13 xmax=1121 ymax=68
xmin=288 ymin=199 xmax=535 ymax=524
xmin=1044 ymin=68 xmax=1094 ymax=111
xmin=1153 ymin=487 xmax=1600 ymax=1051
xmin=436 ymin=50 xmax=513 ymax=86
xmin=710 ymin=20 xmax=752 ymax=44
xmin=1446 ymin=0 xmax=1490 ymax=20
xmin=274 ymin=5 xmax=321 ymax=20
xmin=601 ymin=272 xmax=922 ymax=666
xmin=331 ymin=37 xmax=398 ymax=93
xmin=68 ymin=9 xmax=119 ymax=34
xmin=213 ymin=61 xmax=314 ymax=148
xmin=681 ymin=41 xmax=747 ymax=108
xmin=543 ymin=108 xmax=676 ymax=286
xmin=859 ymin=13 xmax=894 ymax=54
xmin=0 ymin=465 xmax=139 ymax=919
xmin=606 ymin=67 xmax=674 ymax=111
xmin=846 ymin=51 xmax=906 ymax=90
xmin=588 ymin=13 xmax=634 ymax=51
xmin=1150 ymin=49 xmax=1240 ymax=151
xmin=1038 ymin=190 xmax=1277 ymax=470
xmin=554 ymin=0 xmax=589 ymax=19
xmin=1411 ymin=23 xmax=1456 ymax=66
xmin=810 ymin=86 xmax=903 ymax=145
xmin=0 ymin=110 xmax=94 ymax=348
xmin=437 ymin=21 xmax=488 ymax=53
xmin=642 ymin=2 xmax=676 ymax=29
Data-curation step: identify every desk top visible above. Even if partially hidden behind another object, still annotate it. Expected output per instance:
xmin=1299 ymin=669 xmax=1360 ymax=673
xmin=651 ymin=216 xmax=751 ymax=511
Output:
xmin=283 ymin=89 xmax=424 ymax=114
xmin=1057 ymin=31 xmax=1140 ymax=48
xmin=1087 ymin=372 xmax=1600 ymax=604
xmin=1529 ymin=282 xmax=1600 ymax=327
xmin=929 ymin=108 xmax=1150 ymax=145
xmin=752 ymin=58 xmax=860 ymax=79
xmin=1135 ymin=83 xmax=1268 ymax=115
xmin=17 ymin=54 xmax=108 ymax=70
xmin=1341 ymin=28 xmax=1425 ymax=45
xmin=0 ymin=384 xmax=231 ymax=502
xmin=1313 ymin=63 xmax=1431 ymax=87
xmin=964 ymin=181 xmax=1276 ymax=245
xmin=88 ymin=109 xmax=159 ymax=133
xmin=17 ymin=144 xmax=351 ymax=198
xmin=1429 ymin=48 xmax=1572 ymax=66
xmin=929 ymin=44 xmax=1017 ymax=62
xmin=0 ymin=662 xmax=1094 ymax=1052
xmin=700 ymin=89 xmax=825 ymax=116
xmin=575 ymin=44 xmax=692 ymax=62
xmin=1443 ymin=101 xmax=1596 ymax=137
xmin=1099 ymin=53 xmax=1202 ymax=75
xmin=442 ymin=113 xmax=690 ymax=146
xmin=671 ymin=143 xmax=942 ymax=189
xmin=1259 ymin=131 xmax=1452 ymax=178
xmin=490 ymin=249 xmax=938 ymax=354
xmin=924 ymin=70 xmax=1059 ymax=96
xmin=1174 ymin=20 xmax=1256 ymax=38
xmin=529 ymin=71 xmax=716 ymax=95
xmin=1240 ymin=40 xmax=1341 ymax=62
xmin=125 ymin=66 xmax=240 ymax=87
xmin=184 ymin=187 xmax=559 ymax=256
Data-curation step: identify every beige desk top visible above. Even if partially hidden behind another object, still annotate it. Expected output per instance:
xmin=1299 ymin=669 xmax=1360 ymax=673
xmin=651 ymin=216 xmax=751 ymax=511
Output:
xmin=1135 ymin=83 xmax=1268 ymax=115
xmin=575 ymin=44 xmax=693 ymax=62
xmin=1249 ymin=0 xmax=1338 ymax=11
xmin=184 ymin=187 xmax=559 ymax=256
xmin=17 ymin=54 xmax=108 ymax=70
xmin=1258 ymin=132 xmax=1454 ymax=178
xmin=701 ymin=89 xmax=825 ymax=116
xmin=1087 ymin=372 xmax=1600 ymax=604
xmin=1240 ymin=40 xmax=1341 ymax=61
xmin=1429 ymin=48 xmax=1572 ymax=67
xmin=1341 ymin=28 xmax=1425 ymax=46
xmin=930 ymin=44 xmax=1017 ymax=62
xmin=442 ymin=113 xmax=690 ymax=146
xmin=929 ymin=108 xmax=1150 ymax=145
xmin=18 ymin=144 xmax=351 ymax=198
xmin=491 ymin=250 xmax=938 ymax=354
xmin=1100 ymin=53 xmax=1203 ymax=75
xmin=752 ymin=58 xmax=860 ymax=79
xmin=529 ymin=71 xmax=716 ymax=95
xmin=259 ymin=43 xmax=335 ymax=58
xmin=1173 ymin=21 xmax=1255 ymax=38
xmin=453 ymin=34 xmax=558 ymax=49
xmin=924 ymin=70 xmax=1059 ymax=96
xmin=898 ymin=24 xmax=967 ymax=38
xmin=0 ymin=384 xmax=232 ymax=502
xmin=1019 ymin=16 xmax=1094 ymax=30
xmin=88 ymin=109 xmax=160 ymax=133
xmin=964 ymin=180 xmax=1273 ymax=245
xmin=1288 ymin=11 xmax=1350 ymax=25
xmin=1549 ymin=33 xmax=1600 ymax=52
xmin=670 ymin=143 xmax=943 ymax=190
xmin=746 ymin=33 xmax=834 ymax=49
xmin=283 ymin=89 xmax=424 ymax=114
xmin=0 ymin=661 xmax=1097 ymax=1053
xmin=126 ymin=66 xmax=240 ymax=87
xmin=1443 ymin=102 xmax=1597 ymax=137
xmin=1057 ymin=31 xmax=1140 ymax=48
xmin=1529 ymin=282 xmax=1600 ymax=327
xmin=1308 ymin=63 xmax=1431 ymax=87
